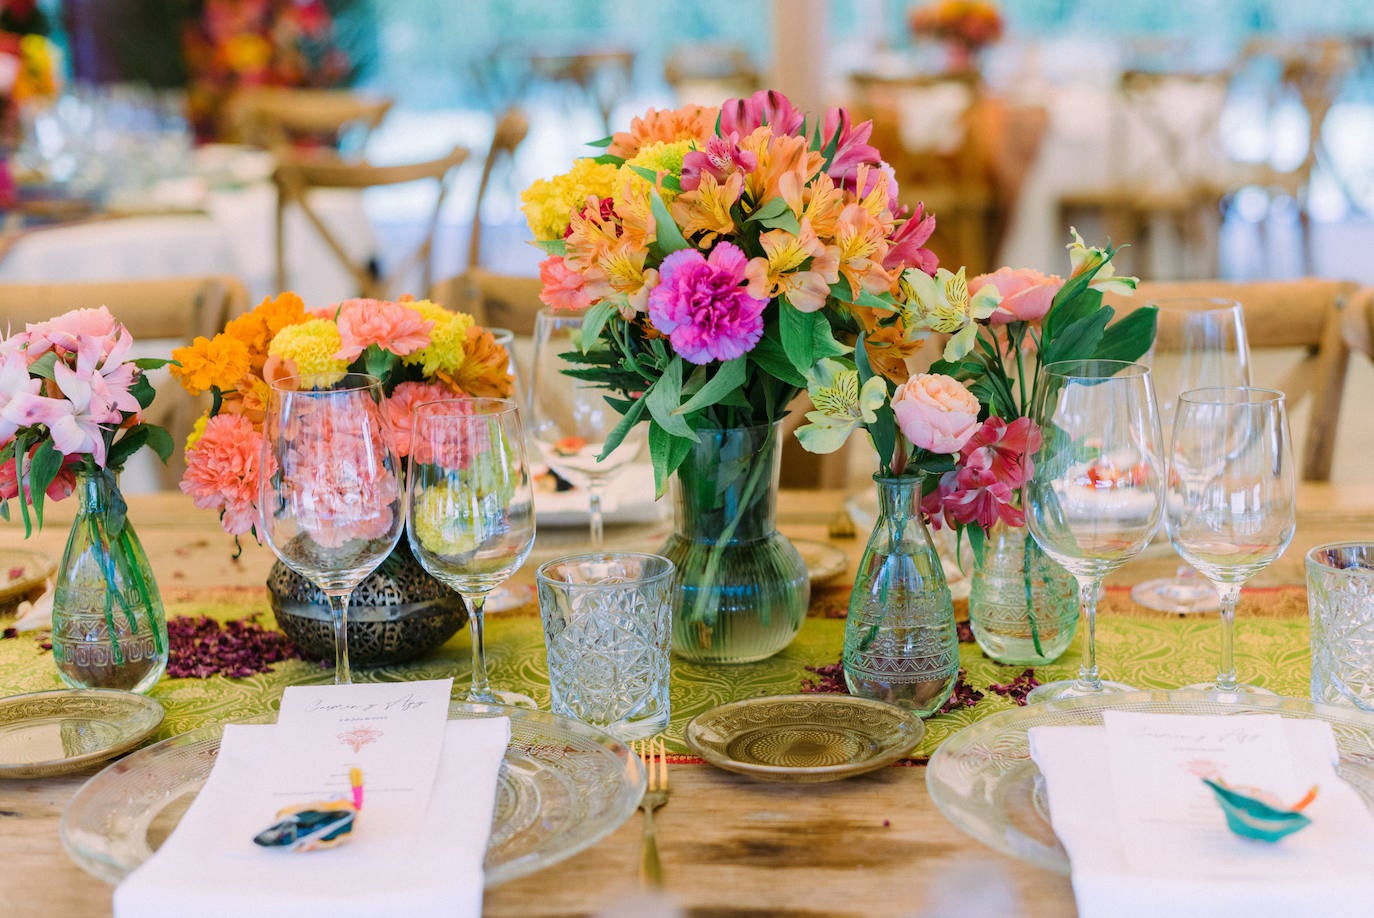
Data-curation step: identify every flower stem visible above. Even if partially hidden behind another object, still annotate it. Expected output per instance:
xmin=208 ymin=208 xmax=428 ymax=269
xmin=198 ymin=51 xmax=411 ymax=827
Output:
xmin=1022 ymin=531 xmax=1043 ymax=657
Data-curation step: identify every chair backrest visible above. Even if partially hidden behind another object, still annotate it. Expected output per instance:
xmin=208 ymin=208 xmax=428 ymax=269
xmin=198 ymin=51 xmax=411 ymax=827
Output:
xmin=274 ymin=145 xmax=470 ymax=299
xmin=431 ymin=268 xmax=543 ymax=336
xmin=1109 ymin=68 xmax=1234 ymax=191
xmin=664 ymin=43 xmax=761 ymax=106
xmin=527 ymin=48 xmax=635 ymax=134
xmin=1105 ymin=278 xmax=1358 ymax=481
xmin=0 ymin=275 xmax=250 ymax=488
xmin=467 ymin=108 xmax=530 ymax=270
xmin=232 ymin=87 xmax=393 ymax=152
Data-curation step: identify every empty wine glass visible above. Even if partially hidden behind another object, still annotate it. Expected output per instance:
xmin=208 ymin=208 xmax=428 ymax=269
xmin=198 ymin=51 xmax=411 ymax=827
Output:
xmin=259 ymin=373 xmax=405 ymax=685
xmin=528 ymin=308 xmax=645 ymax=549
xmin=485 ymin=327 xmax=532 ymax=613
xmin=1024 ymin=360 xmax=1165 ymax=703
xmin=1133 ymin=297 xmax=1251 ymax=613
xmin=406 ymin=398 xmax=536 ymax=705
xmin=1168 ymin=387 xmax=1296 ymax=698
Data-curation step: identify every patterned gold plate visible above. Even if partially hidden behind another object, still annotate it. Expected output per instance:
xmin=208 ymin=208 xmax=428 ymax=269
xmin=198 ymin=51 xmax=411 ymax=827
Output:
xmin=793 ymin=539 xmax=849 ymax=586
xmin=685 ymin=694 xmax=924 ymax=782
xmin=0 ymin=689 xmax=164 ymax=778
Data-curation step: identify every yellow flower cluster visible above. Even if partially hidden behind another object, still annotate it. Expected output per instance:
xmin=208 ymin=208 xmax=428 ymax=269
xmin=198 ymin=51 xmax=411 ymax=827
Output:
xmin=267 ymin=319 xmax=349 ymax=388
xmin=623 ymin=140 xmax=693 ymax=203
xmin=403 ymin=300 xmax=474 ymax=379
xmin=520 ymin=159 xmax=620 ymax=241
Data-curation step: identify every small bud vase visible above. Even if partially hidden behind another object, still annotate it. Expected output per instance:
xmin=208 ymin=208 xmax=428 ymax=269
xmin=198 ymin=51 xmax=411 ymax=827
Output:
xmin=50 ymin=467 xmax=168 ymax=693
xmin=844 ymin=475 xmax=958 ymax=716
xmin=968 ymin=520 xmax=1078 ymax=665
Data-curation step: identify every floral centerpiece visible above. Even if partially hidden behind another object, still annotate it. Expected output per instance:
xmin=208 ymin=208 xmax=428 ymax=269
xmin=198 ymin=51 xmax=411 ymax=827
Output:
xmin=907 ymin=0 xmax=1004 ymax=72
xmin=796 ymin=230 xmax=1153 ymax=711
xmin=0 ymin=25 xmax=60 ymax=207
xmin=0 ymin=307 xmax=174 ymax=691
xmin=521 ymin=88 xmax=940 ymax=662
xmin=170 ymin=291 xmax=516 ymax=664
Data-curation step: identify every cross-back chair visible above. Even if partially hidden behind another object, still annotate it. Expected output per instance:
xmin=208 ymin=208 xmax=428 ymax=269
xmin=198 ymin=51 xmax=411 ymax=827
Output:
xmin=0 ymin=275 xmax=250 ymax=487
xmin=231 ymin=87 xmax=393 ymax=153
xmin=466 ymin=108 xmax=530 ymax=272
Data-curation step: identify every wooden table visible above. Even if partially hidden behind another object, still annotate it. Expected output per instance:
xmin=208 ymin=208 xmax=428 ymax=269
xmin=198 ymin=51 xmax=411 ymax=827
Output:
xmin=3 ymin=485 xmax=1372 ymax=918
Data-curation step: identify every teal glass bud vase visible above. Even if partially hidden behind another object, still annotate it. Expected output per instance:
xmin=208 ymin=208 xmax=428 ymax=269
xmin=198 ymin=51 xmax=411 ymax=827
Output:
xmin=660 ymin=421 xmax=808 ymax=664
xmin=968 ymin=519 xmax=1078 ymax=665
xmin=50 ymin=467 xmax=168 ymax=693
xmin=844 ymin=475 xmax=958 ymax=716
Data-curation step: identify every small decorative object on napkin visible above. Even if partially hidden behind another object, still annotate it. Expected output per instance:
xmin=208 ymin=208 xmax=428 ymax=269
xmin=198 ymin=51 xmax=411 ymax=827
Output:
xmin=253 ymin=767 xmax=365 ymax=852
xmin=1203 ymin=778 xmax=1317 ymax=843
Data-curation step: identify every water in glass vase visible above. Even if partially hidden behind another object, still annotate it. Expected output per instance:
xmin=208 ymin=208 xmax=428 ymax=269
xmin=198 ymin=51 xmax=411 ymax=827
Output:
xmin=969 ymin=521 xmax=1077 ymax=666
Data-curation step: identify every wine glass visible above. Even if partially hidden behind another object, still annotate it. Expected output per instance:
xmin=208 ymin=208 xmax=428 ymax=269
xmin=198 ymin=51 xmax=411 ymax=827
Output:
xmin=406 ymin=398 xmax=536 ymax=705
xmin=1024 ymin=360 xmax=1165 ymax=703
xmin=259 ymin=373 xmax=405 ymax=685
xmin=485 ymin=327 xmax=532 ymax=613
xmin=1168 ymin=387 xmax=1296 ymax=698
xmin=1133 ymin=297 xmax=1252 ymax=613
xmin=528 ymin=308 xmax=645 ymax=549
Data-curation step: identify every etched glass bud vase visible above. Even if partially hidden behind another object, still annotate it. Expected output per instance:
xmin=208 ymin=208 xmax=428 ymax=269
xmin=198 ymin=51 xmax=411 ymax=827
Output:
xmin=50 ymin=467 xmax=168 ymax=692
xmin=844 ymin=475 xmax=957 ymax=717
xmin=660 ymin=421 xmax=808 ymax=664
xmin=969 ymin=519 xmax=1078 ymax=665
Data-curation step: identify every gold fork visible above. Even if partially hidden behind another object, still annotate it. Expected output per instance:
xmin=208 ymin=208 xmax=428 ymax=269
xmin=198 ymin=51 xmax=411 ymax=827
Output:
xmin=635 ymin=736 xmax=668 ymax=887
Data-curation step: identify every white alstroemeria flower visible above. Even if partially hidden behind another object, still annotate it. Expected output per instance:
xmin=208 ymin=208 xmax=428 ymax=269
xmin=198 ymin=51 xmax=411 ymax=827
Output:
xmin=795 ymin=358 xmax=887 ymax=454
xmin=901 ymin=266 xmax=1001 ymax=361
xmin=1067 ymin=226 xmax=1138 ymax=296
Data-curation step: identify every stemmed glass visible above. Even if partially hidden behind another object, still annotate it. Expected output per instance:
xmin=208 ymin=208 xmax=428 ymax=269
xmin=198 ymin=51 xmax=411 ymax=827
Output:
xmin=259 ymin=373 xmax=406 ymax=685
xmin=1168 ymin=387 xmax=1296 ymax=697
xmin=1133 ymin=298 xmax=1252 ymax=613
xmin=528 ymin=308 xmax=645 ymax=549
xmin=1024 ymin=360 xmax=1165 ymax=703
xmin=406 ymin=398 xmax=536 ymax=705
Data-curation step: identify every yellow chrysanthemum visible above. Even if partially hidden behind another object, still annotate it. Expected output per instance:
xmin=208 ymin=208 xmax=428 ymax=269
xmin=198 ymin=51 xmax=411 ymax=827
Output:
xmin=184 ymin=413 xmax=209 ymax=452
xmin=411 ymin=483 xmax=482 ymax=556
xmin=519 ymin=159 xmax=620 ymax=241
xmin=170 ymin=333 xmax=252 ymax=396
xmin=622 ymin=140 xmax=691 ymax=204
xmin=266 ymin=318 xmax=349 ymax=388
xmin=403 ymin=301 xmax=474 ymax=378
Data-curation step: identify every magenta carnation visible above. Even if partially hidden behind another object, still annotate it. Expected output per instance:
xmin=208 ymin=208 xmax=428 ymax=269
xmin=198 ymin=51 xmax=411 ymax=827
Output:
xmin=647 ymin=243 xmax=768 ymax=365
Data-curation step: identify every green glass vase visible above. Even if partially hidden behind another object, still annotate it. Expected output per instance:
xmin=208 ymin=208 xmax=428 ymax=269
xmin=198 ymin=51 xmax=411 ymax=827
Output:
xmin=50 ymin=468 xmax=168 ymax=693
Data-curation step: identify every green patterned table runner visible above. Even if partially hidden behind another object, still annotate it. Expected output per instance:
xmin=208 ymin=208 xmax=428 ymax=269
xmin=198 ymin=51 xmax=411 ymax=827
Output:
xmin=0 ymin=583 xmax=1313 ymax=758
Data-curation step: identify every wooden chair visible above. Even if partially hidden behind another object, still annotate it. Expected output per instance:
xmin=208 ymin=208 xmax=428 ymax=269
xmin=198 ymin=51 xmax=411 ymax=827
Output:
xmin=0 ymin=275 xmax=250 ymax=488
xmin=466 ymin=108 xmax=530 ymax=271
xmin=665 ymin=43 xmax=761 ymax=106
xmin=273 ymin=145 xmax=469 ymax=299
xmin=1104 ymin=278 xmax=1358 ymax=481
xmin=230 ymin=87 xmax=393 ymax=153
xmin=527 ymin=48 xmax=635 ymax=135
xmin=431 ymin=269 xmax=542 ymax=335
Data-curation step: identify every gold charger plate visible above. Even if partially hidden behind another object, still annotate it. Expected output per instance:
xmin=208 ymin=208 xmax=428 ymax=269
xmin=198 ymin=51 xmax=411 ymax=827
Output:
xmin=0 ymin=689 xmax=165 ymax=779
xmin=685 ymin=694 xmax=924 ymax=783
xmin=0 ymin=547 xmax=56 ymax=617
xmin=794 ymin=538 xmax=848 ymax=586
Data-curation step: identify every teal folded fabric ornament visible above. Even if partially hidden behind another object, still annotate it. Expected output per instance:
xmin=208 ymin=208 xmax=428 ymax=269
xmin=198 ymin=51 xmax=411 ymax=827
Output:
xmin=1203 ymin=778 xmax=1317 ymax=843
xmin=253 ymin=802 xmax=357 ymax=851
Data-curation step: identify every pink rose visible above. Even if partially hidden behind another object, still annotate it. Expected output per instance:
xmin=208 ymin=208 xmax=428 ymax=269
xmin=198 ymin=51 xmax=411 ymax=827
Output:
xmin=970 ymin=267 xmax=1062 ymax=326
xmin=892 ymin=373 xmax=980 ymax=454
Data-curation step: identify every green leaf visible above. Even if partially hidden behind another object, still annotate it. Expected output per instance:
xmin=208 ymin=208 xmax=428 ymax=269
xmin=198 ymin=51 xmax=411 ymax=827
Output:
xmin=673 ymin=357 xmax=747 ymax=417
xmin=758 ymin=208 xmax=801 ymax=235
xmin=648 ymin=420 xmax=693 ymax=498
xmin=1043 ymin=277 xmax=1102 ymax=341
xmin=852 ymin=289 xmax=899 ymax=313
xmin=532 ymin=239 xmax=567 ymax=256
xmin=363 ymin=344 xmax=394 ymax=380
xmin=644 ymin=358 xmax=697 ymax=439
xmin=596 ymin=393 xmax=649 ymax=462
xmin=592 ymin=153 xmax=623 ymax=166
xmin=855 ymin=336 xmax=897 ymax=469
xmin=1041 ymin=308 xmax=1113 ymax=366
xmin=780 ymin=305 xmax=850 ymax=376
xmin=26 ymin=352 xmax=58 ymax=382
xmin=129 ymin=373 xmax=157 ymax=411
xmin=106 ymin=425 xmax=150 ymax=472
xmin=578 ymin=300 xmax=618 ymax=354
xmin=746 ymin=197 xmax=790 ymax=224
xmin=649 ymin=187 xmax=690 ymax=254
xmin=131 ymin=357 xmax=172 ymax=370
xmin=144 ymin=425 xmax=175 ymax=463
xmin=587 ymin=135 xmax=615 ymax=148
xmin=11 ymin=431 xmax=31 ymax=537
xmin=27 ymin=439 xmax=63 ymax=532
xmin=750 ymin=329 xmax=807 ymax=387
xmin=1094 ymin=306 xmax=1158 ymax=362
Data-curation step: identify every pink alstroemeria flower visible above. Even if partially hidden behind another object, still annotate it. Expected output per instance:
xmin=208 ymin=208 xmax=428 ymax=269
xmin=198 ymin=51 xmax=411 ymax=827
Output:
xmin=0 ymin=350 xmax=42 ymax=443
xmin=822 ymin=107 xmax=883 ymax=188
xmin=719 ymin=90 xmax=805 ymax=137
xmin=923 ymin=416 xmax=1042 ymax=531
xmin=680 ymin=133 xmax=758 ymax=192
xmin=883 ymin=201 xmax=939 ymax=275
xmin=22 ymin=306 xmax=122 ymax=359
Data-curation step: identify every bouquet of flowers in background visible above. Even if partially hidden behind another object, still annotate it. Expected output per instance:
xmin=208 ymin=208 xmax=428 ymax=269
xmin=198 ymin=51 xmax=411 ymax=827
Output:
xmin=0 ymin=24 xmax=60 ymax=206
xmin=796 ymin=229 xmax=1153 ymax=555
xmin=171 ymin=292 xmax=514 ymax=539
xmin=0 ymin=307 xmax=173 ymax=533
xmin=908 ymin=0 xmax=1004 ymax=57
xmin=522 ymin=88 xmax=939 ymax=495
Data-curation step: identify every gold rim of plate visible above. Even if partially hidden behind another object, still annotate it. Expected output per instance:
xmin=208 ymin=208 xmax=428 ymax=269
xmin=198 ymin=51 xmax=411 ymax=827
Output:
xmin=0 ymin=689 xmax=165 ymax=779
xmin=793 ymin=539 xmax=849 ymax=586
xmin=685 ymin=693 xmax=924 ymax=783
xmin=0 ymin=547 xmax=56 ymax=613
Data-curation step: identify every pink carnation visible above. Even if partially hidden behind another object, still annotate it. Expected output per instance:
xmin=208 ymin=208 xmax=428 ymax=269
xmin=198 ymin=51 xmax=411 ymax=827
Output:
xmin=385 ymin=381 xmax=460 ymax=459
xmin=538 ymin=256 xmax=593 ymax=312
xmin=647 ymin=243 xmax=768 ymax=365
xmin=971 ymin=267 xmax=1063 ymax=326
xmin=181 ymin=413 xmax=273 ymax=537
xmin=283 ymin=418 xmax=401 ymax=548
xmin=333 ymin=298 xmax=434 ymax=360
xmin=892 ymin=373 xmax=980 ymax=454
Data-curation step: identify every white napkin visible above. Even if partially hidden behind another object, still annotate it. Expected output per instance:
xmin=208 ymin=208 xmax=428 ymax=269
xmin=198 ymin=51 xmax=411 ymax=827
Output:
xmin=113 ymin=717 xmax=510 ymax=918
xmin=1029 ymin=715 xmax=1374 ymax=918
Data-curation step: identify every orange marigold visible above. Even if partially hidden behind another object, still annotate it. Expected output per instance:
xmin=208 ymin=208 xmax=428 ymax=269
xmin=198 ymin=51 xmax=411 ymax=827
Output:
xmin=437 ymin=326 xmax=515 ymax=399
xmin=170 ymin=333 xmax=252 ymax=396
xmin=607 ymin=104 xmax=718 ymax=159
xmin=225 ymin=291 xmax=309 ymax=371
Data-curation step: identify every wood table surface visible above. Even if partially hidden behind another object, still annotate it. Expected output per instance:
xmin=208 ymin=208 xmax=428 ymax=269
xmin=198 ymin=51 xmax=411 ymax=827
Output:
xmin=3 ymin=484 xmax=1372 ymax=918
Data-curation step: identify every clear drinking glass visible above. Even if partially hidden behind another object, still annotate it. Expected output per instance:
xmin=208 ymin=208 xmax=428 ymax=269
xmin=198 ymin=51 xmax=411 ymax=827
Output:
xmin=1168 ymin=387 xmax=1296 ymax=698
xmin=406 ymin=398 xmax=536 ymax=705
xmin=1133 ymin=297 xmax=1251 ymax=613
xmin=1024 ymin=360 xmax=1165 ymax=703
xmin=259 ymin=373 xmax=405 ymax=685
xmin=528 ymin=308 xmax=645 ymax=549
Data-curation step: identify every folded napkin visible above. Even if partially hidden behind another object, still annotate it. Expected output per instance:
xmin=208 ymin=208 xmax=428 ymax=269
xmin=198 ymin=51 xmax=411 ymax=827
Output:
xmin=114 ymin=717 xmax=510 ymax=918
xmin=1030 ymin=713 xmax=1374 ymax=918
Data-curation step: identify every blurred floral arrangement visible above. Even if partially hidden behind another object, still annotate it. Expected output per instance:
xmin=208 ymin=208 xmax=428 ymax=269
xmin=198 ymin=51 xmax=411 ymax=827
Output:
xmin=170 ymin=292 xmax=513 ymax=539
xmin=521 ymin=88 xmax=939 ymax=494
xmin=0 ymin=307 xmax=173 ymax=534
xmin=796 ymin=229 xmax=1153 ymax=554
xmin=908 ymin=0 xmax=1005 ymax=54
xmin=182 ymin=0 xmax=354 ymax=140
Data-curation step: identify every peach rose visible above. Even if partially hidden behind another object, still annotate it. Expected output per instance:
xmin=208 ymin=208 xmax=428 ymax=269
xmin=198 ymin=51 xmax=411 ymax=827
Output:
xmin=970 ymin=267 xmax=1062 ymax=326
xmin=892 ymin=373 xmax=981 ymax=454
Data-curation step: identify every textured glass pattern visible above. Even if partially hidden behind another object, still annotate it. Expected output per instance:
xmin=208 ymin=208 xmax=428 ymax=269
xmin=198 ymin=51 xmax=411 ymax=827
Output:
xmin=1308 ymin=543 xmax=1374 ymax=710
xmin=969 ymin=521 xmax=1078 ymax=665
